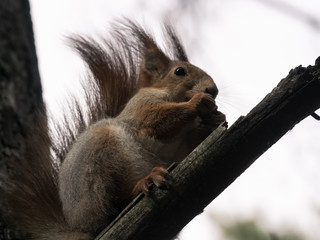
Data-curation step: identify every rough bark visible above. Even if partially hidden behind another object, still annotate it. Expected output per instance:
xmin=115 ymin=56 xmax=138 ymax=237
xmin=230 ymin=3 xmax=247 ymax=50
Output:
xmin=0 ymin=0 xmax=42 ymax=239
xmin=96 ymin=57 xmax=320 ymax=240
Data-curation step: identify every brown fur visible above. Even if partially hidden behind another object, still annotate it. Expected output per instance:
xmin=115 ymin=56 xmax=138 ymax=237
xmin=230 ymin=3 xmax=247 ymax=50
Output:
xmin=0 ymin=20 xmax=226 ymax=239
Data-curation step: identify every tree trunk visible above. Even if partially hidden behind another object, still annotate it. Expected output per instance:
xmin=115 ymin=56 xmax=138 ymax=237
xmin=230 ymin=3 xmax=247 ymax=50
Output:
xmin=0 ymin=0 xmax=43 ymax=239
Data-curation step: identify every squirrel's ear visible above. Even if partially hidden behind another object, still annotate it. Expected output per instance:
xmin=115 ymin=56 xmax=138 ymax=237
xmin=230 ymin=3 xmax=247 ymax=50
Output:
xmin=140 ymin=45 xmax=170 ymax=87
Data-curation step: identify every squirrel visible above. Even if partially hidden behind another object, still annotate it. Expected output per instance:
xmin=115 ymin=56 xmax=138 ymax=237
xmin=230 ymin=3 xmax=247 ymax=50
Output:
xmin=1 ymin=20 xmax=226 ymax=240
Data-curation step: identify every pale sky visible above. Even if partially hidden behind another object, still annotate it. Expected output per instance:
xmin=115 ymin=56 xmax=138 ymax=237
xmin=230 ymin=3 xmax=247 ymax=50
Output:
xmin=29 ymin=0 xmax=320 ymax=239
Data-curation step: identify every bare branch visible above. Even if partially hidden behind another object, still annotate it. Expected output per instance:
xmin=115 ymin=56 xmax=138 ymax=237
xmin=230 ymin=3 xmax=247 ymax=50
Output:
xmin=96 ymin=57 xmax=320 ymax=240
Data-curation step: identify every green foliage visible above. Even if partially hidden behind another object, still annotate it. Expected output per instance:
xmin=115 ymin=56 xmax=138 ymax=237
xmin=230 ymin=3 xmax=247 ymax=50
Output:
xmin=221 ymin=220 xmax=304 ymax=240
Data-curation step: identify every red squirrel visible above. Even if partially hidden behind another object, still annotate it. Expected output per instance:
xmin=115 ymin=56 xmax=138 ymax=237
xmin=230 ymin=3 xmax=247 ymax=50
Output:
xmin=1 ymin=20 xmax=226 ymax=239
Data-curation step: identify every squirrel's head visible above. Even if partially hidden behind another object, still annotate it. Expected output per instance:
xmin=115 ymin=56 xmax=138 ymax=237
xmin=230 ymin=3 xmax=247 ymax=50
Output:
xmin=71 ymin=20 xmax=223 ymax=119
xmin=139 ymin=42 xmax=218 ymax=103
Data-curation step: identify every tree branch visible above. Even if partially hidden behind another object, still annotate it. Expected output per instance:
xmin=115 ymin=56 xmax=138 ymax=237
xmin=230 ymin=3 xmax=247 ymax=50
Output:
xmin=96 ymin=57 xmax=320 ymax=240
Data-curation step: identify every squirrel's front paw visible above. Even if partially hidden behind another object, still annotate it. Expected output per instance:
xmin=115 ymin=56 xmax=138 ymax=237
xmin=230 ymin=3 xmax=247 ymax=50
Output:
xmin=132 ymin=167 xmax=168 ymax=196
xmin=189 ymin=92 xmax=217 ymax=119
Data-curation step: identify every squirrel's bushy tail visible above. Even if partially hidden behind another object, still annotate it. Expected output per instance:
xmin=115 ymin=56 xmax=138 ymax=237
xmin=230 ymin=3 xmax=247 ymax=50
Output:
xmin=0 ymin=21 xmax=145 ymax=240
xmin=1 ymin=112 xmax=93 ymax=240
xmin=0 ymin=20 xmax=188 ymax=239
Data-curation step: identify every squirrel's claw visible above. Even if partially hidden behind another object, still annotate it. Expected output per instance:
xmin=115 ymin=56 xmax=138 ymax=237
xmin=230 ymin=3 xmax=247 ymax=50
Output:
xmin=132 ymin=167 xmax=169 ymax=196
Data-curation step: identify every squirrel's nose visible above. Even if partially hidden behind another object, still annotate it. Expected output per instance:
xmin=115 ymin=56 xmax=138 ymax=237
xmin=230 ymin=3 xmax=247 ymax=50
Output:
xmin=205 ymin=87 xmax=218 ymax=98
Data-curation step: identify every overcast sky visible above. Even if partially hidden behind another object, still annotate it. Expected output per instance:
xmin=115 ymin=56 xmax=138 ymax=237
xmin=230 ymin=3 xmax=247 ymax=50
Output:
xmin=29 ymin=0 xmax=320 ymax=239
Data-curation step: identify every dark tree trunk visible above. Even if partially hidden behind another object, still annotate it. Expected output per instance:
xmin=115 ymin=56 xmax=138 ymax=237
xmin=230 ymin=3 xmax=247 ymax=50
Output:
xmin=0 ymin=0 xmax=43 ymax=239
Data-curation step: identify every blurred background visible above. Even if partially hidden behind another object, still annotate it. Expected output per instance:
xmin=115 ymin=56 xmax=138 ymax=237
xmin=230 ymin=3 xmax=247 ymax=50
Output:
xmin=28 ymin=0 xmax=320 ymax=239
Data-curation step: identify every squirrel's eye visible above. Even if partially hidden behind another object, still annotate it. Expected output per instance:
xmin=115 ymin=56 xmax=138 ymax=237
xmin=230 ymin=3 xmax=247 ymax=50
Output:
xmin=174 ymin=67 xmax=187 ymax=76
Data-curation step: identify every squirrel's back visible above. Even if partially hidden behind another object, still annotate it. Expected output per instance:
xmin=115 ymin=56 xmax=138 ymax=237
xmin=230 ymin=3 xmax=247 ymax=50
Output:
xmin=59 ymin=118 xmax=161 ymax=233
xmin=0 ymin=20 xmax=151 ymax=240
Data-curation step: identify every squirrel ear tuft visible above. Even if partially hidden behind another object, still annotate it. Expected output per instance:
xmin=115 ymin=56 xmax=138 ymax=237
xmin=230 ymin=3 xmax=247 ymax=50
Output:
xmin=140 ymin=44 xmax=170 ymax=87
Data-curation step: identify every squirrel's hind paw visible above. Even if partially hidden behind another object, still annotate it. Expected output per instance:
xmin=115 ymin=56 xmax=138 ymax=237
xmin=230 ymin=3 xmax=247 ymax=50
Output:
xmin=132 ymin=167 xmax=169 ymax=196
